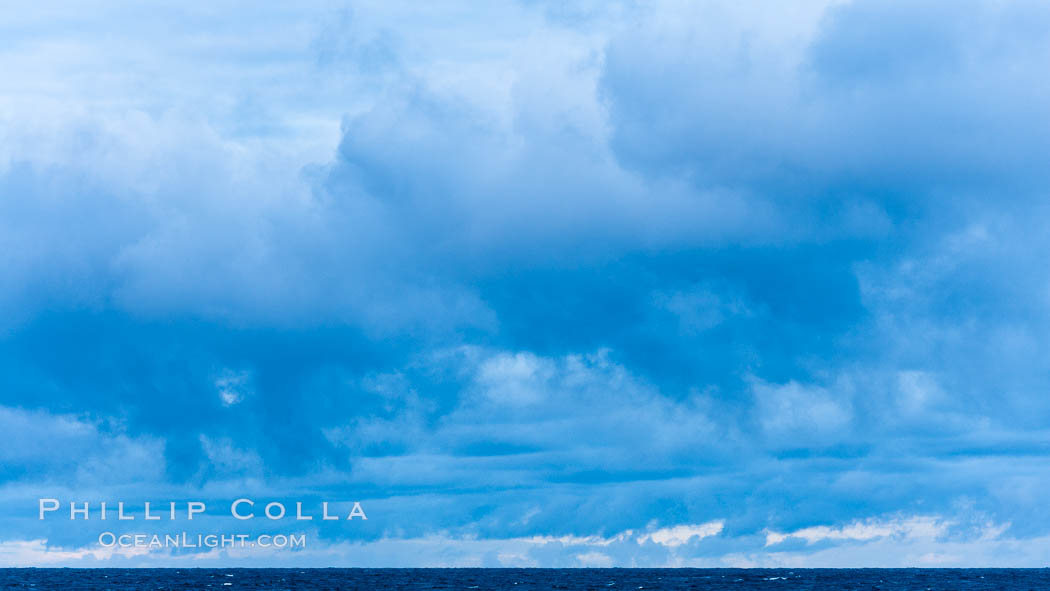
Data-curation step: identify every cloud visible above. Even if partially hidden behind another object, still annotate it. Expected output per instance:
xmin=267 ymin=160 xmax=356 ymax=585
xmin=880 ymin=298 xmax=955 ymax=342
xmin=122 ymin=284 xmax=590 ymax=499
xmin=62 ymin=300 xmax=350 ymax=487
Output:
xmin=0 ymin=518 xmax=719 ymax=567
xmin=640 ymin=522 xmax=725 ymax=548
xmin=327 ymin=347 xmax=728 ymax=493
xmin=0 ymin=405 xmax=164 ymax=487
xmin=765 ymin=516 xmax=948 ymax=546
xmin=603 ymin=0 xmax=1050 ymax=198
xmin=0 ymin=512 xmax=1040 ymax=568
xmin=214 ymin=370 xmax=253 ymax=407
xmin=2 ymin=0 xmax=1050 ymax=567
xmin=752 ymin=379 xmax=852 ymax=446
xmin=0 ymin=539 xmax=149 ymax=566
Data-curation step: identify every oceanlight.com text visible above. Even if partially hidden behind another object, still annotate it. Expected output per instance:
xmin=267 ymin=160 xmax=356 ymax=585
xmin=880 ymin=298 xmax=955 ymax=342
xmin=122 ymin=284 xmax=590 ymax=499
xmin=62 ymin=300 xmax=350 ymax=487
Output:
xmin=97 ymin=532 xmax=307 ymax=549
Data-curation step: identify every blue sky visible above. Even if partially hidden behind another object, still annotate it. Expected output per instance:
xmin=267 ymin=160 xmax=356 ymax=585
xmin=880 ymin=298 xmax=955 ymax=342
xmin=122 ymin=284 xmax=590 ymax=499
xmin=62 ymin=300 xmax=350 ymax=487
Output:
xmin=2 ymin=0 xmax=1050 ymax=567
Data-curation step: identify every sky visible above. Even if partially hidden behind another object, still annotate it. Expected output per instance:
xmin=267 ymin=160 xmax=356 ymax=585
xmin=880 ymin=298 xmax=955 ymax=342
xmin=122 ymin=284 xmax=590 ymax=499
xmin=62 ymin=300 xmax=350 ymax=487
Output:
xmin=2 ymin=0 xmax=1050 ymax=567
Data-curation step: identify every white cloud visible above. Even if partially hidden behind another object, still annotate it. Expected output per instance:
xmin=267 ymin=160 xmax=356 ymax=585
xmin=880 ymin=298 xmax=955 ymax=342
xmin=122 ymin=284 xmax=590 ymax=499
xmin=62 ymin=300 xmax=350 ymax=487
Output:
xmin=765 ymin=515 xmax=948 ymax=546
xmin=6 ymin=514 xmax=1043 ymax=568
xmin=475 ymin=352 xmax=551 ymax=406
xmin=214 ymin=369 xmax=252 ymax=407
xmin=738 ymin=515 xmax=1043 ymax=568
xmin=0 ymin=539 xmax=149 ymax=566
xmin=639 ymin=521 xmax=725 ymax=547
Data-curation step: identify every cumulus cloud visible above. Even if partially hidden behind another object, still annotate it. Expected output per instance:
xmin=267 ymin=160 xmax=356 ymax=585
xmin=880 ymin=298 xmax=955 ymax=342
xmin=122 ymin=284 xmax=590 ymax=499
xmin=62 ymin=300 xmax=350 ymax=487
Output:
xmin=604 ymin=0 xmax=1050 ymax=196
xmin=2 ymin=0 xmax=1050 ymax=567
xmin=328 ymin=347 xmax=727 ymax=493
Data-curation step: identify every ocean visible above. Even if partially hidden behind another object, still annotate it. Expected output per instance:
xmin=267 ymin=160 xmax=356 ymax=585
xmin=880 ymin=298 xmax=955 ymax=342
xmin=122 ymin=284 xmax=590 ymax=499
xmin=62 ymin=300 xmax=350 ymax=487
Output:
xmin=1 ymin=568 xmax=1048 ymax=590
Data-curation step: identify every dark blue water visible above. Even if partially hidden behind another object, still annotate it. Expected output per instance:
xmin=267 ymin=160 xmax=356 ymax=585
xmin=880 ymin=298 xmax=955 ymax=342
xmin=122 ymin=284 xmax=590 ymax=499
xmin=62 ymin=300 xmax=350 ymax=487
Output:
xmin=2 ymin=569 xmax=1049 ymax=590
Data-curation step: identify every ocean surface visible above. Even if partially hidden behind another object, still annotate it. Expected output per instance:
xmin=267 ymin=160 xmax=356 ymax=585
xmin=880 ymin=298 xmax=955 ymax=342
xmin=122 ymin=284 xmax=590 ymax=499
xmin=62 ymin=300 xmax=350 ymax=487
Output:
xmin=2 ymin=569 xmax=1050 ymax=590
